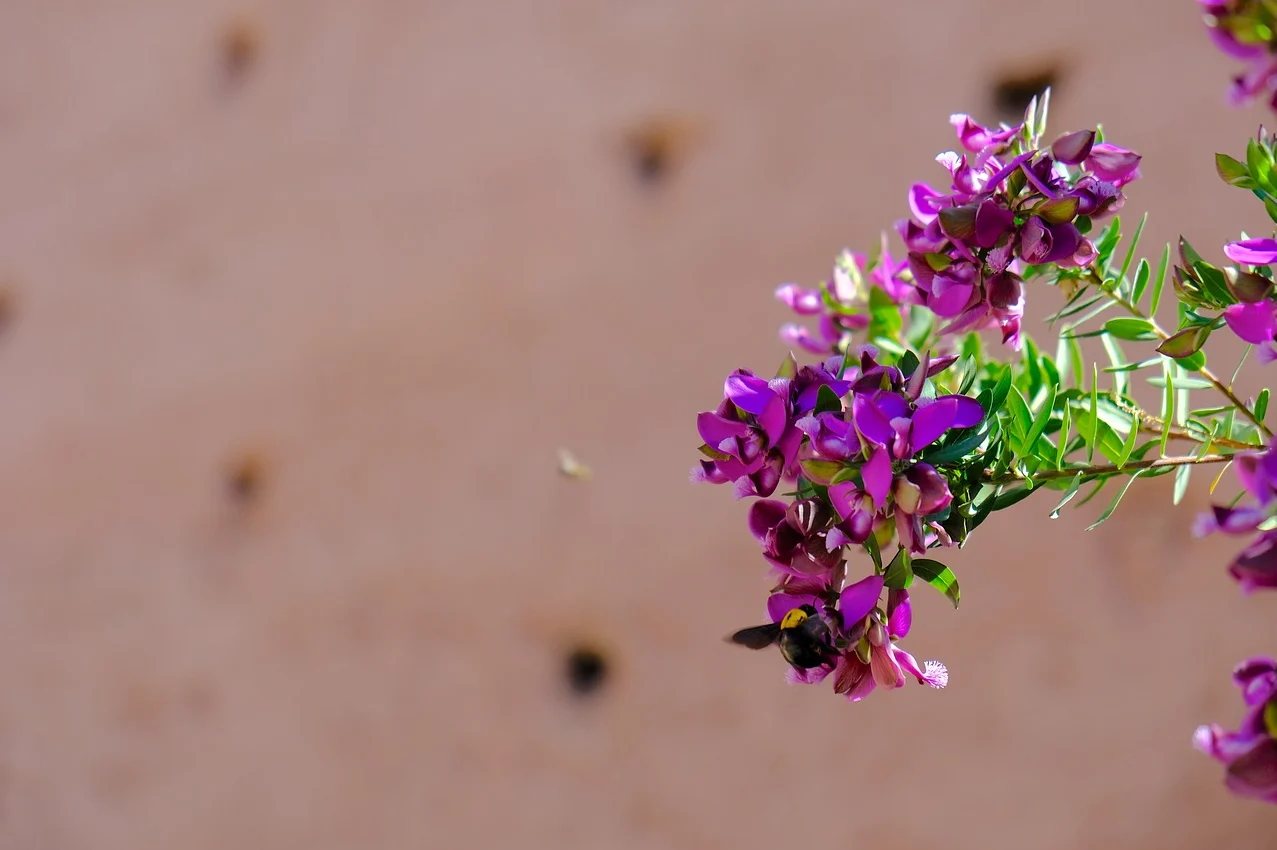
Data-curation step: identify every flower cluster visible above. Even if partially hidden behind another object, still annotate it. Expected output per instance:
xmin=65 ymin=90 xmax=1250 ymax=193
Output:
xmin=775 ymin=248 xmax=913 ymax=356
xmin=696 ymin=346 xmax=982 ymax=699
xmin=763 ymin=577 xmax=949 ymax=699
xmin=1219 ymin=238 xmax=1277 ymax=361
xmin=899 ymin=115 xmax=1140 ymax=349
xmin=1195 ymin=443 xmax=1277 ymax=591
xmin=1194 ymin=656 xmax=1277 ymax=802
xmin=1200 ymin=0 xmax=1277 ymax=109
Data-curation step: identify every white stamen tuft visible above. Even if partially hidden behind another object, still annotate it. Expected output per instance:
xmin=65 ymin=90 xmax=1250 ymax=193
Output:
xmin=924 ymin=660 xmax=949 ymax=689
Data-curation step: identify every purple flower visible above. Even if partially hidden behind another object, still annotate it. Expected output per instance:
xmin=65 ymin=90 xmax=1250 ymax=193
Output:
xmin=775 ymin=250 xmax=913 ymax=356
xmin=1194 ymin=656 xmax=1277 ymax=804
xmin=1201 ymin=2 xmax=1277 ymax=109
xmin=897 ymin=115 xmax=1138 ymax=349
xmin=693 ymin=362 xmax=851 ymax=497
xmin=1225 ymin=238 xmax=1277 ymax=265
xmin=1195 ymin=445 xmax=1277 ymax=592
xmin=832 ymin=587 xmax=948 ymax=701
xmin=748 ymin=498 xmax=844 ymax=580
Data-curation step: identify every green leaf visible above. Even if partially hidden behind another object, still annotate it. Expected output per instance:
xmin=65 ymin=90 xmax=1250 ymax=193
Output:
xmin=814 ymin=384 xmax=842 ymax=414
xmin=698 ymin=443 xmax=731 ymax=461
xmin=1055 ymin=403 xmax=1072 ymax=468
xmin=1156 ymin=325 xmax=1212 ymax=359
xmin=1117 ymin=212 xmax=1147 ymax=290
xmin=1049 ymin=474 xmax=1084 ymax=518
xmin=1173 ymin=464 xmax=1192 ymax=506
xmin=1248 ymin=138 xmax=1274 ymax=193
xmin=1147 ymin=375 xmax=1213 ymax=390
xmin=922 ymin=423 xmax=989 ymax=465
xmin=1085 ymin=470 xmax=1146 ymax=531
xmin=1131 ymin=258 xmax=1152 ymax=306
xmin=1101 ymin=334 xmax=1128 ymax=397
xmin=990 ymin=485 xmax=1037 ymax=510
xmin=988 ymin=366 xmax=1013 ymax=418
xmin=1022 ymin=384 xmax=1057 ymax=457
xmin=799 ymin=459 xmax=843 ymax=483
xmin=1103 ymin=358 xmax=1160 ymax=373
xmin=1005 ymin=386 xmax=1033 ymax=451
xmin=1216 ymin=152 xmax=1255 ymax=188
xmin=1103 ymin=317 xmax=1159 ymax=340
xmin=863 ymin=532 xmax=884 ymax=572
xmin=1089 ymin=365 xmax=1099 ymax=462
xmin=1150 ymin=244 xmax=1171 ymax=315
xmin=911 ymin=559 xmax=961 ymax=608
xmin=1258 ymin=388 xmax=1270 ymax=422
xmin=1094 ymin=217 xmax=1123 ymax=268
xmin=882 ymin=546 xmax=913 ymax=589
xmin=867 ymin=286 xmax=903 ymax=341
xmin=1160 ymin=361 xmax=1174 ymax=456
xmin=1116 ymin=410 xmax=1140 ymax=469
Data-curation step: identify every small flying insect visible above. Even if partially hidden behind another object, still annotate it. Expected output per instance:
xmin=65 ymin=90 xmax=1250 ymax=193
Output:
xmin=727 ymin=605 xmax=832 ymax=669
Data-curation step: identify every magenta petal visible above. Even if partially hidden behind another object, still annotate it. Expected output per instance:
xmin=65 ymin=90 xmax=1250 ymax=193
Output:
xmin=828 ymin=481 xmax=858 ymax=522
xmin=1225 ymin=238 xmax=1277 ymax=266
xmin=839 ymin=575 xmax=885 ymax=629
xmin=862 ymin=446 xmax=892 ymax=509
xmin=887 ymin=590 xmax=912 ymax=639
xmin=1224 ymin=302 xmax=1277 ymax=345
xmin=944 ymin=395 xmax=985 ymax=427
xmin=756 ymin=396 xmax=788 ymax=444
xmin=747 ymin=499 xmax=787 ymax=543
xmin=775 ymin=282 xmax=824 ymax=315
xmin=853 ymin=394 xmax=896 ymax=446
xmin=929 ymin=281 xmax=975 ymax=317
xmin=767 ymin=592 xmax=817 ymax=623
xmin=1226 ymin=739 xmax=1277 ymax=800
xmin=697 ymin=412 xmax=749 ymax=448
xmin=724 ymin=372 xmax=775 ymax=414
xmin=910 ymin=397 xmax=958 ymax=451
xmin=908 ymin=183 xmax=942 ymax=224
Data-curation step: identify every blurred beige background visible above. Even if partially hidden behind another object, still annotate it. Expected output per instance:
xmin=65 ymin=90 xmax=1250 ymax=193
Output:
xmin=0 ymin=1 xmax=1273 ymax=848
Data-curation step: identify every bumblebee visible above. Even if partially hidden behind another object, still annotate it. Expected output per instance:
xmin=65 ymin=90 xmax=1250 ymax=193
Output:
xmin=727 ymin=605 xmax=832 ymax=669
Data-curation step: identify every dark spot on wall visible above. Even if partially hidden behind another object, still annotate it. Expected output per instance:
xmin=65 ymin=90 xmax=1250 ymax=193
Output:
xmin=227 ymin=452 xmax=265 ymax=503
xmin=565 ymin=645 xmax=609 ymax=696
xmin=625 ymin=117 xmax=699 ymax=186
xmin=221 ymin=18 xmax=260 ymax=83
xmin=991 ymin=66 xmax=1059 ymax=122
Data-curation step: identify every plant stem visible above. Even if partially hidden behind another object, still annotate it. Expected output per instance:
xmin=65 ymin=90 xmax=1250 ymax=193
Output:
xmin=1085 ymin=269 xmax=1273 ymax=440
xmin=986 ymin=452 xmax=1232 ymax=486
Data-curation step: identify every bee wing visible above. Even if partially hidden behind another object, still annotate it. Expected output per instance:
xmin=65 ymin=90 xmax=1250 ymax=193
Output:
xmin=726 ymin=623 xmax=781 ymax=650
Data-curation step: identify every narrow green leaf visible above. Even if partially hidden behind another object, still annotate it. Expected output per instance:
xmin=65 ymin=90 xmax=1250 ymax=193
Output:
xmin=1147 ymin=375 xmax=1214 ymax=390
xmin=1131 ymin=258 xmax=1152 ymax=306
xmin=991 ymin=485 xmax=1037 ymax=511
xmin=1055 ymin=403 xmax=1072 ymax=469
xmin=988 ymin=366 xmax=1013 ymax=418
xmin=1023 ymin=384 xmax=1057 ymax=456
xmin=1049 ymin=473 xmax=1085 ymax=518
xmin=1103 ymin=358 xmax=1160 ymax=373
xmin=911 ymin=559 xmax=961 ymax=608
xmin=1089 ymin=364 xmax=1099 ymax=462
xmin=1103 ymin=317 xmax=1158 ymax=340
xmin=1068 ymin=334 xmax=1085 ymax=387
xmin=1160 ymin=361 xmax=1174 ymax=456
xmin=1101 ymin=334 xmax=1128 ymax=397
xmin=1116 ymin=410 xmax=1140 ymax=469
xmin=1085 ymin=470 xmax=1146 ymax=531
xmin=1258 ymin=388 xmax=1270 ymax=422
xmin=1117 ymin=212 xmax=1147 ymax=290
xmin=863 ymin=532 xmax=884 ymax=572
xmin=1150 ymin=244 xmax=1171 ymax=315
xmin=1173 ymin=464 xmax=1192 ymax=506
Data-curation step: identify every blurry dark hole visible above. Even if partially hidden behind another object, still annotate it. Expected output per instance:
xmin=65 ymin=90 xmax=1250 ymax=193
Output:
xmin=221 ymin=20 xmax=260 ymax=81
xmin=565 ymin=646 xmax=609 ymax=696
xmin=633 ymin=138 xmax=669 ymax=184
xmin=227 ymin=454 xmax=265 ymax=502
xmin=991 ymin=66 xmax=1059 ymax=121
